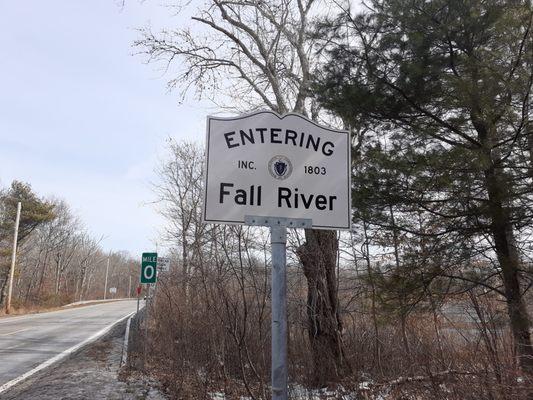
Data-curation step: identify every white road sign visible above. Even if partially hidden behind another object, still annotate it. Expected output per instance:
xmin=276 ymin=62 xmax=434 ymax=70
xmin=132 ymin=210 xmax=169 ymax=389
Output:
xmin=157 ymin=257 xmax=170 ymax=272
xmin=109 ymin=287 xmax=117 ymax=294
xmin=203 ymin=111 xmax=351 ymax=229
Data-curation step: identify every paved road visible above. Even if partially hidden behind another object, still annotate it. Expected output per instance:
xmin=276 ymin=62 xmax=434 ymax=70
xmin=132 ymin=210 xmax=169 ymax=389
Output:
xmin=0 ymin=300 xmax=138 ymax=389
xmin=1 ymin=319 xmax=165 ymax=400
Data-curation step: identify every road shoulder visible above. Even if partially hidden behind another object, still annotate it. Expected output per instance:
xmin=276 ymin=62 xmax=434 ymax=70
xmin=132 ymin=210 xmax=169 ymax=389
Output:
xmin=1 ymin=321 xmax=166 ymax=400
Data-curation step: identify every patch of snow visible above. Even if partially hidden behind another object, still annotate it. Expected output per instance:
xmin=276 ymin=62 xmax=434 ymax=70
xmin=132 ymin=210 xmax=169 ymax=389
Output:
xmin=289 ymin=384 xmax=360 ymax=399
xmin=209 ymin=383 xmax=388 ymax=400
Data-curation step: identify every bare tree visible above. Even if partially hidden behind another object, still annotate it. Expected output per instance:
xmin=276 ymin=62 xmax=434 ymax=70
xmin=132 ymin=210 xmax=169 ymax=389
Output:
xmin=136 ymin=0 xmax=346 ymax=384
xmin=74 ymin=233 xmax=103 ymax=302
xmin=154 ymin=140 xmax=206 ymax=299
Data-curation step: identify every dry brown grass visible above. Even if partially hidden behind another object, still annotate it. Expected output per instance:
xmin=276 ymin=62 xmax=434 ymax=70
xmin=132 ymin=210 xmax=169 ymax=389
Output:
xmin=127 ymin=269 xmax=532 ymax=399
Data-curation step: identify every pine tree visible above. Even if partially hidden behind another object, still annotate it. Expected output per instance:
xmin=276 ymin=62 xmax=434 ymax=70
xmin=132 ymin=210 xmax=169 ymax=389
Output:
xmin=315 ymin=0 xmax=533 ymax=374
xmin=0 ymin=181 xmax=55 ymax=305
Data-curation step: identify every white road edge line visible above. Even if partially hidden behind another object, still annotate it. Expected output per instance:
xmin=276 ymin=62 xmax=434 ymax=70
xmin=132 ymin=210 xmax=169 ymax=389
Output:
xmin=0 ymin=311 xmax=135 ymax=395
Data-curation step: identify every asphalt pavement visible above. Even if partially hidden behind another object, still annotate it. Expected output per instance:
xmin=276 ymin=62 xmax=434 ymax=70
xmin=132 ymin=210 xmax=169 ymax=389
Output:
xmin=0 ymin=300 xmax=138 ymax=391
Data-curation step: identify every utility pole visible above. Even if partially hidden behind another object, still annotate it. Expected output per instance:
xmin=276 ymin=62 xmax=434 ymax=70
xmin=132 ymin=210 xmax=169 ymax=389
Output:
xmin=128 ymin=276 xmax=132 ymax=299
xmin=5 ymin=202 xmax=22 ymax=315
xmin=103 ymin=257 xmax=109 ymax=300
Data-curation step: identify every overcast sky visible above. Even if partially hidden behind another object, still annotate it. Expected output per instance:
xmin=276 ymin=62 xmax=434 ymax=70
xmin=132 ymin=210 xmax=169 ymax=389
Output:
xmin=0 ymin=1 xmax=209 ymax=256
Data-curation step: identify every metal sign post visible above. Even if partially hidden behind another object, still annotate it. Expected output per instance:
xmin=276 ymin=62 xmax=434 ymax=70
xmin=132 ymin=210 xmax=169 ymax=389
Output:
xmin=246 ymin=216 xmax=311 ymax=400
xmin=271 ymin=225 xmax=287 ymax=400
xmin=143 ymin=282 xmax=150 ymax=369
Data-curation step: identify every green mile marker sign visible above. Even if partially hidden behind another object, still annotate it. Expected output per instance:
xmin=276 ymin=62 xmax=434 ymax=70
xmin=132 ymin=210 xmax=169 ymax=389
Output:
xmin=141 ymin=252 xmax=157 ymax=284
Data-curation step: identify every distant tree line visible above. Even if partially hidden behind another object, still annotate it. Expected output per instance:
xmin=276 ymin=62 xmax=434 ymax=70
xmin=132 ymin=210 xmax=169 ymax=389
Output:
xmin=0 ymin=180 xmax=138 ymax=311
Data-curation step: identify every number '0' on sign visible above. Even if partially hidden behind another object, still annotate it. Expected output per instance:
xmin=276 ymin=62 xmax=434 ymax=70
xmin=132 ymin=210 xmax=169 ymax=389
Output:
xmin=141 ymin=252 xmax=157 ymax=284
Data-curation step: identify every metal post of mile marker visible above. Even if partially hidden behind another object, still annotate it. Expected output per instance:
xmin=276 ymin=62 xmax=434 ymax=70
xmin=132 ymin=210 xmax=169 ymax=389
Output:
xmin=143 ymin=283 xmax=150 ymax=370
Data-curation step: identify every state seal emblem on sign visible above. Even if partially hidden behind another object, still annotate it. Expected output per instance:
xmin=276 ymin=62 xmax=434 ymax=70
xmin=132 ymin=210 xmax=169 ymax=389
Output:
xmin=268 ymin=155 xmax=293 ymax=180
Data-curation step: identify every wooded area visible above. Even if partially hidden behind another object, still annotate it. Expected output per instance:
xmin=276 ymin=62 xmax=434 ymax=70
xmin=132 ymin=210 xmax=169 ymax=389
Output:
xmin=132 ymin=0 xmax=533 ymax=398
xmin=0 ymin=181 xmax=138 ymax=311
